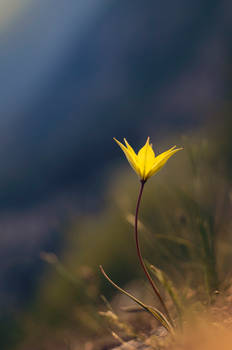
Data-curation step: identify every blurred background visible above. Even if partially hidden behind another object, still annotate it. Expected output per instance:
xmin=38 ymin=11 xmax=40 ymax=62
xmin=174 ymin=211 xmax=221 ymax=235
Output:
xmin=0 ymin=1 xmax=232 ymax=349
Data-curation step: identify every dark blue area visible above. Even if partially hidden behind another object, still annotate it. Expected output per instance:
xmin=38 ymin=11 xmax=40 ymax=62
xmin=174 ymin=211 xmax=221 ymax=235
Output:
xmin=0 ymin=0 xmax=228 ymax=209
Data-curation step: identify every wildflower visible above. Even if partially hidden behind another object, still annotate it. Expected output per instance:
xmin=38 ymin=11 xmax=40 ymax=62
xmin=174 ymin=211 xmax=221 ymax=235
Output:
xmin=114 ymin=137 xmax=183 ymax=181
xmin=100 ymin=137 xmax=183 ymax=331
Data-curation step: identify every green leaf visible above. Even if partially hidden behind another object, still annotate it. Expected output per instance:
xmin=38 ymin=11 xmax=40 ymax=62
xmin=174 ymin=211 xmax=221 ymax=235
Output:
xmin=100 ymin=265 xmax=174 ymax=334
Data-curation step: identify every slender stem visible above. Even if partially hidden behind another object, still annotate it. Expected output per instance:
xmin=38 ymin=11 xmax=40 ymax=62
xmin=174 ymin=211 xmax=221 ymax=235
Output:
xmin=135 ymin=180 xmax=172 ymax=324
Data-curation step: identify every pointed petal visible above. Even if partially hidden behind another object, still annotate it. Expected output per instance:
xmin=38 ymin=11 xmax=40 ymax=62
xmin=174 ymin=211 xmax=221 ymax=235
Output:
xmin=147 ymin=147 xmax=183 ymax=178
xmin=137 ymin=137 xmax=155 ymax=179
xmin=114 ymin=138 xmax=140 ymax=176
xmin=123 ymin=138 xmax=140 ymax=174
xmin=124 ymin=138 xmax=137 ymax=159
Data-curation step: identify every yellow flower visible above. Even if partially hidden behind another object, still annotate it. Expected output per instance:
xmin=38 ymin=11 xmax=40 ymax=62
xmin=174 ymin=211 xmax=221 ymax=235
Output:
xmin=114 ymin=137 xmax=183 ymax=181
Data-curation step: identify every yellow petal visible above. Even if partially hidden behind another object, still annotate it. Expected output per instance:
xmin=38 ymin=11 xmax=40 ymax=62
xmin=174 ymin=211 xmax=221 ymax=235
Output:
xmin=147 ymin=147 xmax=183 ymax=178
xmin=137 ymin=137 xmax=155 ymax=179
xmin=123 ymin=138 xmax=137 ymax=161
xmin=114 ymin=138 xmax=140 ymax=176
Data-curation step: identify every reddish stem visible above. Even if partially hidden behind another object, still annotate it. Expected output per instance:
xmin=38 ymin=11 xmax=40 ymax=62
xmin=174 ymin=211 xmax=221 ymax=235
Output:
xmin=135 ymin=180 xmax=172 ymax=324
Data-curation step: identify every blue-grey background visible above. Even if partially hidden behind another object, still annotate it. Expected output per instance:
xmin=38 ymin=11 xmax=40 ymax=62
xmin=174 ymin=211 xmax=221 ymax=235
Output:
xmin=0 ymin=0 xmax=231 ymax=311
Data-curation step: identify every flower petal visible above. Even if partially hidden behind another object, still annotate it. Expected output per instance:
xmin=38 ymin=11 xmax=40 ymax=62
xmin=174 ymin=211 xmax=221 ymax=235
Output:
xmin=137 ymin=137 xmax=155 ymax=179
xmin=114 ymin=138 xmax=140 ymax=176
xmin=146 ymin=147 xmax=183 ymax=178
xmin=123 ymin=138 xmax=138 ymax=161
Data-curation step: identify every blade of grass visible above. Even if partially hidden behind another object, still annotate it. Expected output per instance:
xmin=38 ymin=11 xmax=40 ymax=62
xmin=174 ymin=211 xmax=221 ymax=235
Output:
xmin=149 ymin=264 xmax=183 ymax=328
